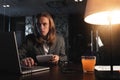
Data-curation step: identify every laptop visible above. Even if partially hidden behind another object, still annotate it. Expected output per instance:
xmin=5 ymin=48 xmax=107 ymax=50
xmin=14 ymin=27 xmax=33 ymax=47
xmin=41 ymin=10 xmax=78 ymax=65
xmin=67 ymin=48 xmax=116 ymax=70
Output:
xmin=0 ymin=31 xmax=50 ymax=75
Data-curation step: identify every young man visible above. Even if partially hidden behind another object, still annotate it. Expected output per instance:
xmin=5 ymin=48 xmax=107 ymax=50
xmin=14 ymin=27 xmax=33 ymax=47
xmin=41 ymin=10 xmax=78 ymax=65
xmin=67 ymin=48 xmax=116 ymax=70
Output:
xmin=19 ymin=12 xmax=67 ymax=67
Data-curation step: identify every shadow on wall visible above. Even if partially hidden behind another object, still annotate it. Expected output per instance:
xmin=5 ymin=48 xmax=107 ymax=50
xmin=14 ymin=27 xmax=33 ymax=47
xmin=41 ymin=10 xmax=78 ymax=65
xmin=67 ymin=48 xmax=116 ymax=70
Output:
xmin=69 ymin=34 xmax=88 ymax=63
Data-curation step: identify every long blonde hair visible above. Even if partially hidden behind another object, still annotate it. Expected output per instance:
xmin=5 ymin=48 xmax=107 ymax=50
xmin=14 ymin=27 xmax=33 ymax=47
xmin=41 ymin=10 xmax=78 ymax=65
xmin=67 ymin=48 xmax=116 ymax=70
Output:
xmin=36 ymin=12 xmax=56 ymax=46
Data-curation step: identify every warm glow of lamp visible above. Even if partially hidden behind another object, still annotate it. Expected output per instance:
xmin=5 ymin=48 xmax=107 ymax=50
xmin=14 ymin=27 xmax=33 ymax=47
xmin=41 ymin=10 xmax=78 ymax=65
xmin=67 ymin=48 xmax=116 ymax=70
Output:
xmin=84 ymin=0 xmax=120 ymax=25
xmin=84 ymin=0 xmax=120 ymax=73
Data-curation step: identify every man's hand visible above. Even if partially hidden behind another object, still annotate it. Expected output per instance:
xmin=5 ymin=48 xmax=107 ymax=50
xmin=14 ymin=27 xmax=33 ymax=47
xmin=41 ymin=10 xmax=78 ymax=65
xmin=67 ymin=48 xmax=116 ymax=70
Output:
xmin=21 ymin=57 xmax=36 ymax=67
xmin=50 ymin=55 xmax=59 ymax=64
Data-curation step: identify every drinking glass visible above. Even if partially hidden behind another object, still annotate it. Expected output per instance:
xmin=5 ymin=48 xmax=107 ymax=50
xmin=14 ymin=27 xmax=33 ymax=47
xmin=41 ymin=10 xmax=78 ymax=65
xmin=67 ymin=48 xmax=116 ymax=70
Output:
xmin=81 ymin=56 xmax=96 ymax=73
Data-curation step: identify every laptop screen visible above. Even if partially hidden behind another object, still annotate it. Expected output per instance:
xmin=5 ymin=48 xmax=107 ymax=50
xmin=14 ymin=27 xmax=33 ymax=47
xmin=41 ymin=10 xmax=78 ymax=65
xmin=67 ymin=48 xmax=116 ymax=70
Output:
xmin=0 ymin=31 xmax=21 ymax=73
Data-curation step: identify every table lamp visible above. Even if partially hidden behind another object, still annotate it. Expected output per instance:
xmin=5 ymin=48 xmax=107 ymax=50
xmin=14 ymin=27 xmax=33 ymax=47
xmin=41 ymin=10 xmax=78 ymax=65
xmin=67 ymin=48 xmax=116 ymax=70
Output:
xmin=84 ymin=0 xmax=120 ymax=73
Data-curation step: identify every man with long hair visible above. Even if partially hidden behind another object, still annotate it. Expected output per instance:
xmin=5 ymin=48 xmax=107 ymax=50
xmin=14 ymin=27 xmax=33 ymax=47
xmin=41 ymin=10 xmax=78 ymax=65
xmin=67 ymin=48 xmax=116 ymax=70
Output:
xmin=19 ymin=12 xmax=67 ymax=67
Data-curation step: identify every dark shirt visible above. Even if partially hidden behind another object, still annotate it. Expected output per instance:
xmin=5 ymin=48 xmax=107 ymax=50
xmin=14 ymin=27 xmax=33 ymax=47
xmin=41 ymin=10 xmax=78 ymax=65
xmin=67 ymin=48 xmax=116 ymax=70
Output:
xmin=19 ymin=33 xmax=67 ymax=64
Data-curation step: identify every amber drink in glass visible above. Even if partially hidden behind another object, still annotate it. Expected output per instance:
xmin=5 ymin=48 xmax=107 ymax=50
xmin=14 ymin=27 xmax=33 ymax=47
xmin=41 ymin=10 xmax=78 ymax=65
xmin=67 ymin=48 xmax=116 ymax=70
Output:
xmin=81 ymin=56 xmax=96 ymax=73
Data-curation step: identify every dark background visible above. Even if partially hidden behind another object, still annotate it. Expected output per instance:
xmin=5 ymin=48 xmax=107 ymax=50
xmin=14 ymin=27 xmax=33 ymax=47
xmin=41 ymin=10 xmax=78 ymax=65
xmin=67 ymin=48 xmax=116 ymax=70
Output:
xmin=0 ymin=13 xmax=120 ymax=65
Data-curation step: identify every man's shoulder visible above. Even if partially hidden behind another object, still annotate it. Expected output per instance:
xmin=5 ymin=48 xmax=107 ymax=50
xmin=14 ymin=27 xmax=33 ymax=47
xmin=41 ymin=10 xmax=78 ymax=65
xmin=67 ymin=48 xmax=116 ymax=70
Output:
xmin=56 ymin=33 xmax=64 ymax=40
xmin=56 ymin=33 xmax=65 ymax=43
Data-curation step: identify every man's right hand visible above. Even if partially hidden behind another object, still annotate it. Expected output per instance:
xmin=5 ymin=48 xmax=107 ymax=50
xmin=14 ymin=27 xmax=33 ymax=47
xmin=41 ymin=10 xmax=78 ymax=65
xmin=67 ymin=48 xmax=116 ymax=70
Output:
xmin=21 ymin=57 xmax=36 ymax=67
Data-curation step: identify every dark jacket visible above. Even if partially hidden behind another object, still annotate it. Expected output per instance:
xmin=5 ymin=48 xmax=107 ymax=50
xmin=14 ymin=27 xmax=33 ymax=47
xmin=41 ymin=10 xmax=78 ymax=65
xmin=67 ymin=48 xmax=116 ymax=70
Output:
xmin=19 ymin=33 xmax=67 ymax=64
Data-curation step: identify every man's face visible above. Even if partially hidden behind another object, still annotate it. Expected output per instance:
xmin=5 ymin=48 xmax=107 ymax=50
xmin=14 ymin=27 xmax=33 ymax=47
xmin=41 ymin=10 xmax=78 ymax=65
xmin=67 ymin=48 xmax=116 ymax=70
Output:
xmin=38 ymin=16 xmax=50 ymax=37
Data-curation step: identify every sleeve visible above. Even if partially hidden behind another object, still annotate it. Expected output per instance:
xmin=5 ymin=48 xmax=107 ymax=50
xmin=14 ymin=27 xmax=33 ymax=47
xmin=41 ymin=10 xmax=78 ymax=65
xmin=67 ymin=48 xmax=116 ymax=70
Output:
xmin=18 ymin=44 xmax=27 ymax=60
xmin=18 ymin=38 xmax=30 ymax=60
xmin=58 ymin=35 xmax=68 ymax=62
xmin=18 ymin=34 xmax=35 ymax=60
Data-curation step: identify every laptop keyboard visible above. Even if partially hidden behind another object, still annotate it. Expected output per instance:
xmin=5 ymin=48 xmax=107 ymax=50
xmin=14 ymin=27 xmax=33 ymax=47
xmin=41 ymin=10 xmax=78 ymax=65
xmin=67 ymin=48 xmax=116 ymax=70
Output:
xmin=21 ymin=66 xmax=49 ymax=70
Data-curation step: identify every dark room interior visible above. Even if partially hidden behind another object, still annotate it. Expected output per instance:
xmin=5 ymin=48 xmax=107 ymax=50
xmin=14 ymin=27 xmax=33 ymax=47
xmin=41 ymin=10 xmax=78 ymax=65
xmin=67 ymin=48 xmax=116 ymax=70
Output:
xmin=1 ymin=0 xmax=120 ymax=79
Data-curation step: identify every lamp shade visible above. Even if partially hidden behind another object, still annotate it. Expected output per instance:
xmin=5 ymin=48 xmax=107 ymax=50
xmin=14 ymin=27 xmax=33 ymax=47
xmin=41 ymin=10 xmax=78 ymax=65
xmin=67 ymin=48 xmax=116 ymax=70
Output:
xmin=84 ymin=0 xmax=120 ymax=25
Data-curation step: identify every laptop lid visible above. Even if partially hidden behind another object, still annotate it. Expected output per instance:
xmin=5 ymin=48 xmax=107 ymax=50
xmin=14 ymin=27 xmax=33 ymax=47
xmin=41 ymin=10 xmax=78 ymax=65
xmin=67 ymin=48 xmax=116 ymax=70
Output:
xmin=0 ymin=31 xmax=50 ymax=74
xmin=0 ymin=32 xmax=21 ymax=74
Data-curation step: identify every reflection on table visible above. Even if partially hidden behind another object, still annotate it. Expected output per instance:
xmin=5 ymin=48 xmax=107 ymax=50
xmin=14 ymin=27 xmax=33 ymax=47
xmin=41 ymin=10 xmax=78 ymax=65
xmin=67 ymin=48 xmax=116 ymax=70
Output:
xmin=1 ymin=63 xmax=120 ymax=80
